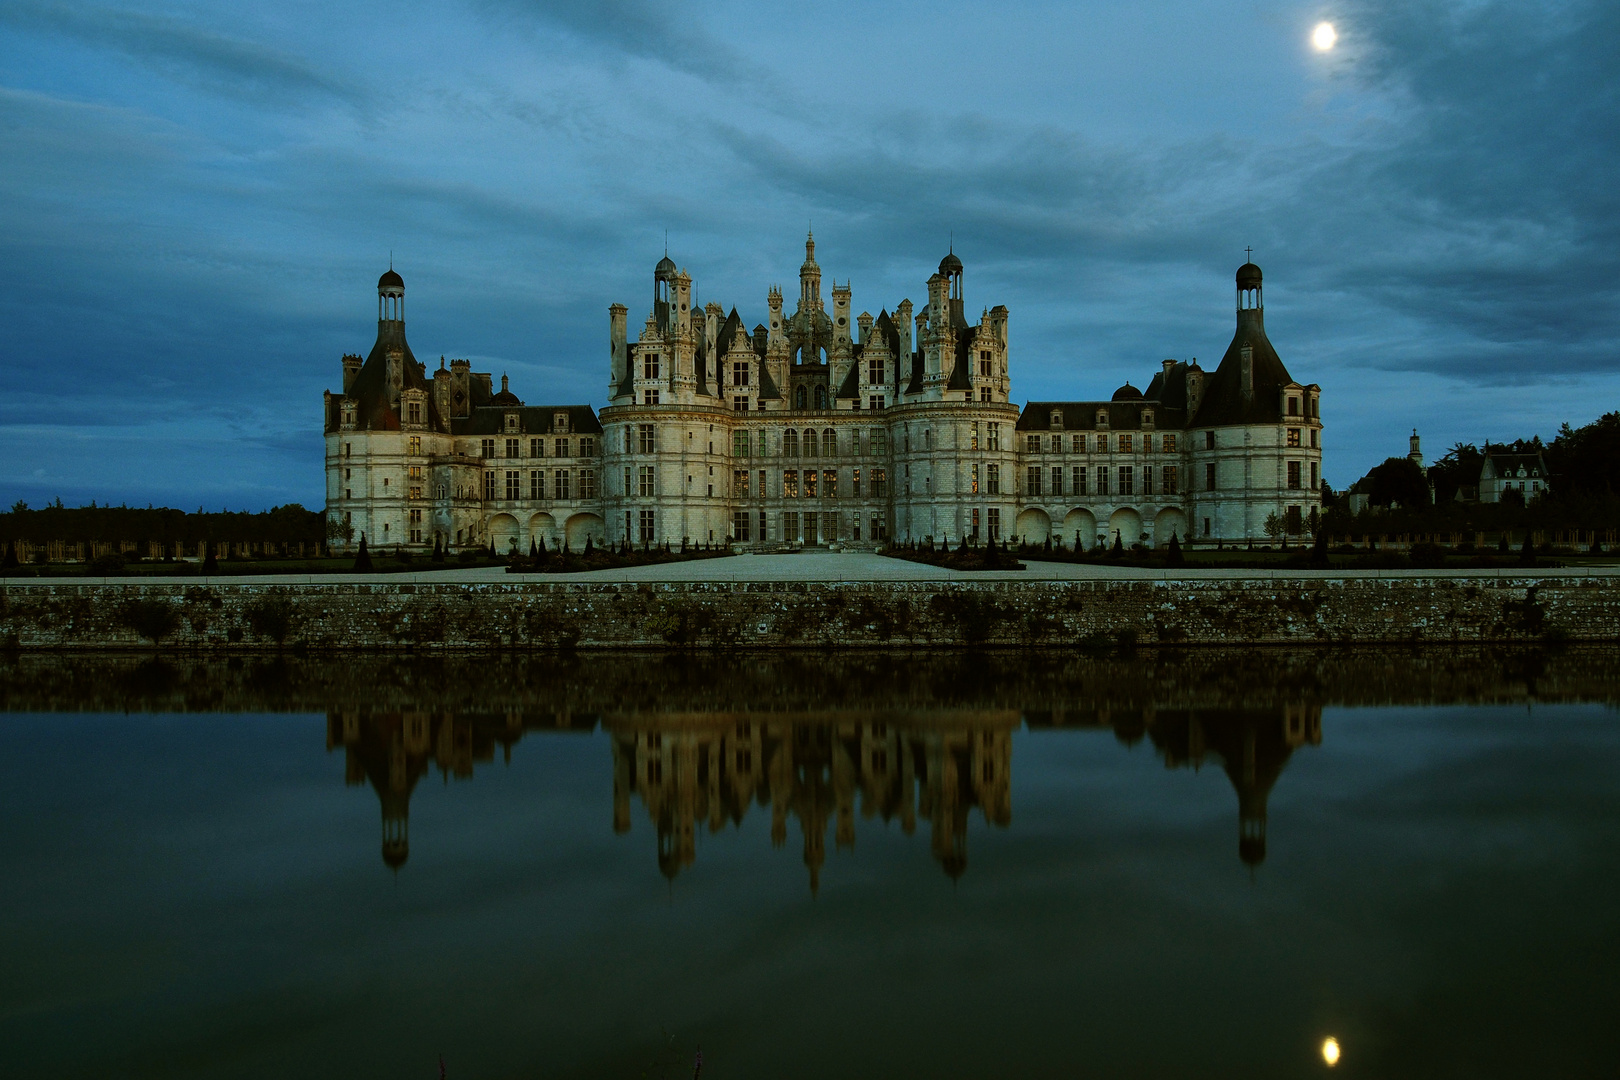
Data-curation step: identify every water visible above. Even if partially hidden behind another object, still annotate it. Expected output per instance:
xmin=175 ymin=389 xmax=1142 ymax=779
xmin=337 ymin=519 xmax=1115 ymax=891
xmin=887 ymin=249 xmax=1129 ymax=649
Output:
xmin=2 ymin=650 xmax=1617 ymax=1078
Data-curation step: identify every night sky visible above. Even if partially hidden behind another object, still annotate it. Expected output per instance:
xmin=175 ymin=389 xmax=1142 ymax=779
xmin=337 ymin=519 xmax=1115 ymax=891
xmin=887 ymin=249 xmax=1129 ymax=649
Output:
xmin=1 ymin=1 xmax=1615 ymax=511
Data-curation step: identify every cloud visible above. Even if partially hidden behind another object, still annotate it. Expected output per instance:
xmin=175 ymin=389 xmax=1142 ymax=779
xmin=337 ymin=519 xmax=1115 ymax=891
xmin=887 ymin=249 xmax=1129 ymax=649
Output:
xmin=477 ymin=0 xmax=771 ymax=87
xmin=0 ymin=2 xmax=366 ymax=106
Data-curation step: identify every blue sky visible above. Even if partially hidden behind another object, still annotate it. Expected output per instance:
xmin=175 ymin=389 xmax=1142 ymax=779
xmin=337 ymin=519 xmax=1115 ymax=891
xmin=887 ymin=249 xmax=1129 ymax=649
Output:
xmin=1 ymin=0 xmax=1616 ymax=510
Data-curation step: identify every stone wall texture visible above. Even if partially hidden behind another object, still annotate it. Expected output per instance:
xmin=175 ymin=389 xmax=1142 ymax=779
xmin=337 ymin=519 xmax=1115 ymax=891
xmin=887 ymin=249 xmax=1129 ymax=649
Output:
xmin=0 ymin=573 xmax=1615 ymax=650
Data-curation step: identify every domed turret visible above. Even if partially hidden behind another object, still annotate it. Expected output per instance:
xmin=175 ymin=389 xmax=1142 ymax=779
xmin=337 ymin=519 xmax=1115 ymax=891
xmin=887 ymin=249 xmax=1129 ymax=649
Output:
xmin=1236 ymin=256 xmax=1263 ymax=313
xmin=378 ymin=266 xmax=404 ymax=323
xmin=490 ymin=373 xmax=522 ymax=407
xmin=938 ymin=251 xmax=963 ymax=276
xmin=655 ymin=254 xmax=677 ymax=280
xmin=1111 ymin=382 xmax=1143 ymax=401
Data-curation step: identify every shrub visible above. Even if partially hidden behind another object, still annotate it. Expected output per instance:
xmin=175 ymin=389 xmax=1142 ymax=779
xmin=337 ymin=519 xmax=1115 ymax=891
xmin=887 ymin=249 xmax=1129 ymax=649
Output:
xmin=88 ymin=551 xmax=127 ymax=575
xmin=119 ymin=598 xmax=181 ymax=644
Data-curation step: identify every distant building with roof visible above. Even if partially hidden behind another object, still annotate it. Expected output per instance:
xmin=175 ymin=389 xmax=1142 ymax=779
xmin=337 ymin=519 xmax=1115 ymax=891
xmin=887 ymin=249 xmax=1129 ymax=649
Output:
xmin=1478 ymin=451 xmax=1549 ymax=503
xmin=325 ymin=242 xmax=1323 ymax=551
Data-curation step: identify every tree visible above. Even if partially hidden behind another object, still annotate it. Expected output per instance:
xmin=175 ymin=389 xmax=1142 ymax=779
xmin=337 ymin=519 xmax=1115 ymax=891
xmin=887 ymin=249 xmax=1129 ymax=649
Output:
xmin=1263 ymin=512 xmax=1283 ymax=540
xmin=1519 ymin=531 xmax=1537 ymax=566
xmin=202 ymin=541 xmax=219 ymax=575
xmin=1428 ymin=442 xmax=1485 ymax=504
xmin=325 ymin=515 xmax=355 ymax=545
xmin=1165 ymin=533 xmax=1184 ymax=567
xmin=1363 ymin=456 xmax=1430 ymax=509
xmin=353 ymin=534 xmax=374 ymax=572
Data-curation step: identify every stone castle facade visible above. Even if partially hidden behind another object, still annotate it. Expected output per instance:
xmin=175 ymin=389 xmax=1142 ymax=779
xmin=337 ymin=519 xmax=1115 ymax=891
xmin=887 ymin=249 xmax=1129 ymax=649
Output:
xmin=325 ymin=239 xmax=1322 ymax=551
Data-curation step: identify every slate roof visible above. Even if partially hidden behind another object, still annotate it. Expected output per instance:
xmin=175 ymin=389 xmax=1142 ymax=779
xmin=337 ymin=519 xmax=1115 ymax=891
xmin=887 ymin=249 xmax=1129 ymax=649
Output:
xmin=1016 ymin=400 xmax=1187 ymax=432
xmin=455 ymin=404 xmax=603 ymax=437
xmin=333 ymin=319 xmax=446 ymax=433
xmin=1189 ymin=309 xmax=1297 ymax=427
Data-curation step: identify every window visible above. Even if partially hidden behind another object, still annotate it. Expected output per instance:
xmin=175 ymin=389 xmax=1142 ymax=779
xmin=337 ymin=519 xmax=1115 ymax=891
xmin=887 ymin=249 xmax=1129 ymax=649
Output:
xmin=1028 ymin=466 xmax=1043 ymax=496
xmin=924 ymin=429 xmax=933 ymax=450
xmin=530 ymin=470 xmax=543 ymax=500
xmin=1310 ymin=462 xmax=1318 ymax=489
xmin=795 ymin=386 xmax=807 ymax=410
xmin=505 ymin=438 xmax=519 ymax=458
xmin=481 ymin=438 xmax=495 ymax=458
xmin=784 ymin=470 xmax=799 ymax=497
xmin=758 ymin=469 xmax=766 ymax=498
xmin=805 ymin=470 xmax=818 ymax=498
xmin=407 ymin=466 xmax=423 ymax=481
xmin=979 ymin=387 xmax=991 ymax=402
xmin=1119 ymin=466 xmax=1134 ymax=496
xmin=871 ymin=469 xmax=886 ymax=497
xmin=1072 ymin=434 xmax=1085 ymax=453
xmin=408 ymin=402 xmax=421 ymax=424
xmin=1046 ymin=434 xmax=1059 ymax=453
xmin=505 ymin=471 xmax=520 ymax=500
xmin=408 ymin=486 xmax=422 ymax=500
xmin=637 ymin=466 xmax=654 ymax=497
xmin=731 ymin=430 xmax=748 ymax=457
xmin=987 ymin=508 xmax=1000 ymax=540
xmin=408 ymin=435 xmax=422 ymax=455
xmin=1204 ymin=517 xmax=1211 ymax=537
xmin=1162 ymin=433 xmax=1177 ymax=453
xmin=1287 ymin=428 xmax=1301 ymax=448
xmin=784 ymin=429 xmax=799 ymax=457
xmin=643 ymin=353 xmax=660 ymax=379
xmin=732 ymin=510 xmax=751 ymax=541
xmin=483 ymin=471 xmax=495 ymax=500
xmin=870 ymin=512 xmax=885 ymax=542
xmin=971 ymin=464 xmax=979 ymax=495
xmin=970 ymin=422 xmax=980 ymax=451
xmin=870 ymin=431 xmax=886 ymax=455
xmin=1287 ymin=396 xmax=1300 ymax=416
xmin=623 ymin=466 xmax=631 ymax=495
xmin=1204 ymin=431 xmax=1215 ymax=450
xmin=971 ymin=508 xmax=981 ymax=540
xmin=733 ymin=360 xmax=750 ymax=387
xmin=734 ymin=469 xmax=750 ymax=497
xmin=578 ymin=469 xmax=596 ymax=498
xmin=638 ymin=424 xmax=655 ymax=453
xmin=1310 ymin=429 xmax=1318 ymax=448
xmin=1052 ymin=466 xmax=1063 ymax=495
xmin=638 ymin=510 xmax=655 ymax=544
xmin=525 ymin=437 xmax=539 ymax=458
xmin=1097 ymin=467 xmax=1109 ymax=496
xmin=987 ymin=464 xmax=999 ymax=495
xmin=1287 ymin=461 xmax=1302 ymax=489
xmin=823 ymin=470 xmax=837 ymax=498
xmin=1050 ymin=409 xmax=1063 ymax=430
xmin=733 ymin=396 xmax=749 ymax=412
xmin=853 ymin=468 xmax=861 ymax=497
xmin=1073 ymin=467 xmax=1087 ymax=495
xmin=868 ymin=355 xmax=884 ymax=384
xmin=1205 ymin=462 xmax=1217 ymax=491
xmin=979 ymin=350 xmax=993 ymax=377
xmin=580 ymin=437 xmax=595 ymax=457
xmin=1162 ymin=465 xmax=1178 ymax=495
xmin=815 ymin=386 xmax=828 ymax=410
xmin=868 ymin=395 xmax=885 ymax=411
xmin=1142 ymin=468 xmax=1152 ymax=496
xmin=555 ymin=437 xmax=569 ymax=458
xmin=822 ymin=429 xmax=836 ymax=456
xmin=642 ymin=389 xmax=660 ymax=405
xmin=1027 ymin=434 xmax=1041 ymax=453
xmin=1118 ymin=433 xmax=1132 ymax=453
xmin=345 ymin=443 xmax=351 ymax=458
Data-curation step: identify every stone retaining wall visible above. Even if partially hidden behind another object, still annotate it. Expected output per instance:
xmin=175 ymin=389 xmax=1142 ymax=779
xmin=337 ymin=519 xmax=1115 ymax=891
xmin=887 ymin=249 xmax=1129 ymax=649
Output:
xmin=0 ymin=574 xmax=1614 ymax=650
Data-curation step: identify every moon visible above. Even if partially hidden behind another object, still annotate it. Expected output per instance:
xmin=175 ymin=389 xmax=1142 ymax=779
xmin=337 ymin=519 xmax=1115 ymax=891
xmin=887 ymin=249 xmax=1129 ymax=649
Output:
xmin=1312 ymin=22 xmax=1338 ymax=51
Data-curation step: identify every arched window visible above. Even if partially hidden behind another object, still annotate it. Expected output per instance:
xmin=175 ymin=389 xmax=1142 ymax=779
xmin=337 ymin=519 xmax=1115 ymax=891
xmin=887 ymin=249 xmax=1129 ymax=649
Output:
xmin=803 ymin=429 xmax=817 ymax=458
xmin=822 ymin=429 xmax=837 ymax=456
xmin=795 ymin=386 xmax=807 ymax=410
xmin=815 ymin=385 xmax=828 ymax=410
xmin=783 ymin=428 xmax=799 ymax=457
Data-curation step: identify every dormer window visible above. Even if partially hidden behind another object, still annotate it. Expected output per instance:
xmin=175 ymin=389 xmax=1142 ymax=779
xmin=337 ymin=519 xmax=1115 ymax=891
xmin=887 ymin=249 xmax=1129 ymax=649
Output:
xmin=554 ymin=412 xmax=570 ymax=433
xmin=1287 ymin=396 xmax=1300 ymax=416
xmin=407 ymin=402 xmax=421 ymax=425
xmin=1050 ymin=409 xmax=1063 ymax=430
xmin=505 ymin=413 xmax=519 ymax=432
xmin=1141 ymin=408 xmax=1154 ymax=429
xmin=1096 ymin=409 xmax=1109 ymax=429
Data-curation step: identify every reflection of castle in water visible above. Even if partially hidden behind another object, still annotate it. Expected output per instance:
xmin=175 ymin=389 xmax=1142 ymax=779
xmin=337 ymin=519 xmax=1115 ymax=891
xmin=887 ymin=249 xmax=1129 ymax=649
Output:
xmin=611 ymin=716 xmax=1014 ymax=892
xmin=328 ymin=701 xmax=1320 ymax=881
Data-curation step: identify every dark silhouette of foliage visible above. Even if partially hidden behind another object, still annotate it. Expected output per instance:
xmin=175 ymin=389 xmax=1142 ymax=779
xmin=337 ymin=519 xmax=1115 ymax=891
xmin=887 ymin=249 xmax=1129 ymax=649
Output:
xmin=354 ymin=535 xmax=374 ymax=573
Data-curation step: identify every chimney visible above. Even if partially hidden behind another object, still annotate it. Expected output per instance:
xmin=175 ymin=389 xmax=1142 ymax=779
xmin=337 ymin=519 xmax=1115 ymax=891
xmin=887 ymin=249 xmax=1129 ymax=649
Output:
xmin=342 ymin=353 xmax=363 ymax=394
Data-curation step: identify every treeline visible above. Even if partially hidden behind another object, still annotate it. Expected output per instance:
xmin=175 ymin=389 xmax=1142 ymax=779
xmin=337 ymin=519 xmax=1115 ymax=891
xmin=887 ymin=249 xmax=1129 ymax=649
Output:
xmin=0 ymin=501 xmax=324 ymax=546
xmin=1328 ymin=412 xmax=1620 ymax=536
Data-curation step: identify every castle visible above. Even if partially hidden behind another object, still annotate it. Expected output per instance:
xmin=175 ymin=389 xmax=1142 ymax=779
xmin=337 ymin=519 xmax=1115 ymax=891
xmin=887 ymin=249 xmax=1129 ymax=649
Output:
xmin=325 ymin=238 xmax=1322 ymax=551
